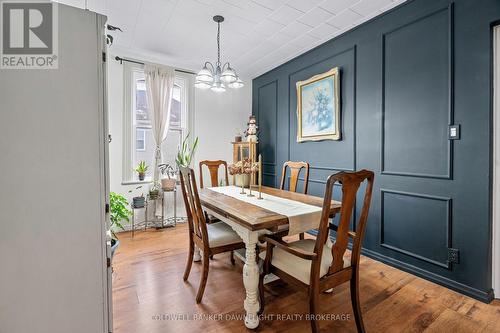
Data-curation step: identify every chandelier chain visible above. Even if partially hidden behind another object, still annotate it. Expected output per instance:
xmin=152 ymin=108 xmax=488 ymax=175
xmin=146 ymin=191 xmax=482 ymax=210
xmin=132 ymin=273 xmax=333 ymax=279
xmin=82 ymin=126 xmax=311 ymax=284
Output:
xmin=217 ymin=21 xmax=221 ymax=65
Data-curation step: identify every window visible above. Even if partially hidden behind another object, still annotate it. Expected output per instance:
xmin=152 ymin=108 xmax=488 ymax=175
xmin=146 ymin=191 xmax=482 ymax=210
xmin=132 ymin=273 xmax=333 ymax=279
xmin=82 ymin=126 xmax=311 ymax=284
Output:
xmin=136 ymin=128 xmax=146 ymax=151
xmin=123 ymin=63 xmax=193 ymax=183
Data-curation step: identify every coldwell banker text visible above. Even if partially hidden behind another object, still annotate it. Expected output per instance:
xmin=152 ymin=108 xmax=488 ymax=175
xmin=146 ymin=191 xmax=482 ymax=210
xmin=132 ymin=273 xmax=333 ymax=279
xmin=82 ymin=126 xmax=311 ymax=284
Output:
xmin=1 ymin=1 xmax=58 ymax=69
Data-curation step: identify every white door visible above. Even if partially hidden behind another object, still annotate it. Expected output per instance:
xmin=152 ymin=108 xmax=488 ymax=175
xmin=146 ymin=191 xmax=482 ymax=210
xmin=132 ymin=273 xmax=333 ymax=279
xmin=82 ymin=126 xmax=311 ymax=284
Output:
xmin=0 ymin=5 xmax=111 ymax=332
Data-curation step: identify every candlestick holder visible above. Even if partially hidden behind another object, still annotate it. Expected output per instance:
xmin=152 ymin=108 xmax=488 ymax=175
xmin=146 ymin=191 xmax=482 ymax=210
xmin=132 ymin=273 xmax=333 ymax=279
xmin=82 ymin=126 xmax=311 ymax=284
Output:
xmin=247 ymin=173 xmax=255 ymax=197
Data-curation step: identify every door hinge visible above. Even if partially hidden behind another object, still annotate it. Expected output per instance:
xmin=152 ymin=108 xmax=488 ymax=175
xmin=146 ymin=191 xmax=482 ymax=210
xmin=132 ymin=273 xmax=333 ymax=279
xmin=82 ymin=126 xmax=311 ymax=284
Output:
xmin=102 ymin=52 xmax=107 ymax=62
xmin=107 ymin=257 xmax=111 ymax=268
xmin=447 ymin=248 xmax=460 ymax=264
xmin=105 ymin=203 xmax=110 ymax=214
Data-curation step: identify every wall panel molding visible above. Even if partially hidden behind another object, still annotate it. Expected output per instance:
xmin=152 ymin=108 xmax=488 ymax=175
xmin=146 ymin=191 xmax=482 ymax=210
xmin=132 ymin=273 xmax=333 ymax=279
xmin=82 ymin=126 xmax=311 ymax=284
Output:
xmin=257 ymin=80 xmax=278 ymax=180
xmin=380 ymin=189 xmax=452 ymax=269
xmin=380 ymin=4 xmax=454 ymax=180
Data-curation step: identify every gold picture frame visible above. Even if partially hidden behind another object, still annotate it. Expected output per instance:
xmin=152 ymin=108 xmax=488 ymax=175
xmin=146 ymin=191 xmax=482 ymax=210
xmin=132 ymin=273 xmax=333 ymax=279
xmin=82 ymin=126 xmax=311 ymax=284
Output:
xmin=296 ymin=67 xmax=341 ymax=142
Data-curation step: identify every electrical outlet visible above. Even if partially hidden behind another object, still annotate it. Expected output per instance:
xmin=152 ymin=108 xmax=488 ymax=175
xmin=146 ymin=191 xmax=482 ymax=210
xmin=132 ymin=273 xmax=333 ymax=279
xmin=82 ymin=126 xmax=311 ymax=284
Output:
xmin=448 ymin=248 xmax=460 ymax=264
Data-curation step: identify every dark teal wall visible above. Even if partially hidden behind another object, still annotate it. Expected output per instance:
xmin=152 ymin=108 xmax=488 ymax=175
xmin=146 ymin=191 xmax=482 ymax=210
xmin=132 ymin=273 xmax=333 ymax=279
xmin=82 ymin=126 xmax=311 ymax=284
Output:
xmin=252 ymin=0 xmax=500 ymax=302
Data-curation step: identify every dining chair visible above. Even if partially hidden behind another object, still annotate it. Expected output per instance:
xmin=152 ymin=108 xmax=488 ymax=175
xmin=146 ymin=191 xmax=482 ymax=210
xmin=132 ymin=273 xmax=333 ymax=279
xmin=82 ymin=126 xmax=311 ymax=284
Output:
xmin=179 ymin=166 xmax=245 ymax=303
xmin=280 ymin=161 xmax=310 ymax=194
xmin=280 ymin=161 xmax=310 ymax=240
xmin=199 ymin=160 xmax=229 ymax=225
xmin=199 ymin=160 xmax=229 ymax=188
xmin=258 ymin=170 xmax=374 ymax=333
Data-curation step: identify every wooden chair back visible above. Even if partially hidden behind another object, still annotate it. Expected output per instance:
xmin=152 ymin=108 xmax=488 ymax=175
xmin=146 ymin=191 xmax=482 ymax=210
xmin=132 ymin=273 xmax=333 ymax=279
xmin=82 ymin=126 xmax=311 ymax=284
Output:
xmin=179 ymin=166 xmax=209 ymax=246
xmin=199 ymin=160 xmax=229 ymax=188
xmin=280 ymin=161 xmax=310 ymax=194
xmin=315 ymin=170 xmax=374 ymax=276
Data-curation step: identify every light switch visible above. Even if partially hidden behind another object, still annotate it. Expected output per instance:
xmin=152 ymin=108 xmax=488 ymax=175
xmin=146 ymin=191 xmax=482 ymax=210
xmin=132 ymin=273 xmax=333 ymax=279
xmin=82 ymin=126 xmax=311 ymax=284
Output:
xmin=449 ymin=125 xmax=460 ymax=140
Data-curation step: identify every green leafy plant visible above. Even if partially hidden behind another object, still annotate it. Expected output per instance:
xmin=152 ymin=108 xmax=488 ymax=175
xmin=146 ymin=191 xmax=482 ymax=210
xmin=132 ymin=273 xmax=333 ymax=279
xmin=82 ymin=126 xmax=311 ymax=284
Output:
xmin=109 ymin=192 xmax=132 ymax=238
xmin=176 ymin=133 xmax=199 ymax=168
xmin=135 ymin=161 xmax=148 ymax=174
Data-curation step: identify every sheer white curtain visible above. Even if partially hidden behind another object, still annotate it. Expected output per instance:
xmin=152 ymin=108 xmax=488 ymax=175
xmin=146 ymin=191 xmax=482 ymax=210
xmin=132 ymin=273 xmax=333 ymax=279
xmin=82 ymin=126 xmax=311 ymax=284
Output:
xmin=145 ymin=64 xmax=175 ymax=216
xmin=144 ymin=64 xmax=175 ymax=185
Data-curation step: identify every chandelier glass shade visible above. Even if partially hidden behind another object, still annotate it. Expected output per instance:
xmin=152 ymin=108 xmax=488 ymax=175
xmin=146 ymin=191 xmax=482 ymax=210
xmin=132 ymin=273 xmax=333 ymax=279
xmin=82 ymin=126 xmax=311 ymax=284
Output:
xmin=195 ymin=15 xmax=243 ymax=93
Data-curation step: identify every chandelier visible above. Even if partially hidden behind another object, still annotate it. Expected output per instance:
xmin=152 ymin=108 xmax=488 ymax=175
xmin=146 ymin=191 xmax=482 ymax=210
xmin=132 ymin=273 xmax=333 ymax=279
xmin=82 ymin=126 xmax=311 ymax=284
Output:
xmin=195 ymin=15 xmax=244 ymax=92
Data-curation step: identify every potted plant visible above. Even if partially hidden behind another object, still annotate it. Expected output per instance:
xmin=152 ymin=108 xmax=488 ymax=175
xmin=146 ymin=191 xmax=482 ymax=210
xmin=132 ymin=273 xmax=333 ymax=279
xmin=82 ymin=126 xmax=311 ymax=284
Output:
xmin=149 ymin=188 xmax=159 ymax=200
xmin=109 ymin=192 xmax=132 ymax=257
xmin=134 ymin=161 xmax=148 ymax=181
xmin=159 ymin=163 xmax=176 ymax=191
xmin=128 ymin=186 xmax=145 ymax=208
xmin=132 ymin=194 xmax=145 ymax=208
xmin=176 ymin=133 xmax=199 ymax=168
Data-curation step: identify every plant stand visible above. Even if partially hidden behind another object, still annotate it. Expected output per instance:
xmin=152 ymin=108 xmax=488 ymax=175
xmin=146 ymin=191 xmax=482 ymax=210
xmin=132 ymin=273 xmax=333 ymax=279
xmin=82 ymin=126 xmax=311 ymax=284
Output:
xmin=161 ymin=185 xmax=178 ymax=227
xmin=130 ymin=203 xmax=147 ymax=238
xmin=130 ymin=182 xmax=187 ymax=237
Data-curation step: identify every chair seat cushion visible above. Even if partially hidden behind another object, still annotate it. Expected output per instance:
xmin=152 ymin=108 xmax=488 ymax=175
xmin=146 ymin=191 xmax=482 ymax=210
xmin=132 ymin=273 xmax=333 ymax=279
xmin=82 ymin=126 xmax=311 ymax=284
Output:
xmin=207 ymin=222 xmax=242 ymax=247
xmin=259 ymin=239 xmax=350 ymax=285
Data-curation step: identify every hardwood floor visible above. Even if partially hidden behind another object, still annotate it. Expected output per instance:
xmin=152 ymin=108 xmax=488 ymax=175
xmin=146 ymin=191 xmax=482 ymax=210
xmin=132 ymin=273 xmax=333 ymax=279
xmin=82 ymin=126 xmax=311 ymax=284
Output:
xmin=113 ymin=224 xmax=500 ymax=333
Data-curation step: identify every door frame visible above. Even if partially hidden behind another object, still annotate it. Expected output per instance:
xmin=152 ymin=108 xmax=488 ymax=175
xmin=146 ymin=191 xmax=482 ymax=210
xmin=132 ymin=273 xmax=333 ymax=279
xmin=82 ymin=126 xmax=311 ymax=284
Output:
xmin=492 ymin=24 xmax=500 ymax=298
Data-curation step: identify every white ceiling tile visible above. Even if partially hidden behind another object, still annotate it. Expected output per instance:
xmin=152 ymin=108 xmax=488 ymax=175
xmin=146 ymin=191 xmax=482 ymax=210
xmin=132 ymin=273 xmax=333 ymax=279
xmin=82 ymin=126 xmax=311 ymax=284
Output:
xmin=286 ymin=0 xmax=323 ymax=13
xmin=289 ymin=33 xmax=320 ymax=48
xmin=251 ymin=0 xmax=287 ymax=11
xmin=237 ymin=1 xmax=274 ymax=23
xmin=196 ymin=0 xmax=216 ymax=5
xmin=351 ymin=0 xmax=393 ymax=16
xmin=253 ymin=18 xmax=285 ymax=37
xmin=280 ymin=20 xmax=313 ymax=37
xmin=266 ymin=31 xmax=295 ymax=45
xmin=327 ymin=9 xmax=363 ymax=29
xmin=308 ymin=23 xmax=339 ymax=39
xmin=320 ymin=0 xmax=361 ymax=14
xmin=269 ymin=5 xmax=303 ymax=25
xmin=132 ymin=0 xmax=177 ymax=48
xmin=297 ymin=7 xmax=334 ymax=28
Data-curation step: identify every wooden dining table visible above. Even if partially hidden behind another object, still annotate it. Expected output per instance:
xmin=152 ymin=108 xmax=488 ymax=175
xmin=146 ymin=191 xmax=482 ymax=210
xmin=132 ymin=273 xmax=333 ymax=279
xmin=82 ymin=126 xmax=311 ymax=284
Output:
xmin=198 ymin=186 xmax=341 ymax=329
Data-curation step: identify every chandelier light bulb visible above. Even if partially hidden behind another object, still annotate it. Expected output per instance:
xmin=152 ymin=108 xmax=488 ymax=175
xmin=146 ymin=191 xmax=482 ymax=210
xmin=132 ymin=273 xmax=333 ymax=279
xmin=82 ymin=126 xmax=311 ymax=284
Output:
xmin=211 ymin=81 xmax=226 ymax=93
xmin=195 ymin=80 xmax=211 ymax=89
xmin=228 ymin=77 xmax=244 ymax=89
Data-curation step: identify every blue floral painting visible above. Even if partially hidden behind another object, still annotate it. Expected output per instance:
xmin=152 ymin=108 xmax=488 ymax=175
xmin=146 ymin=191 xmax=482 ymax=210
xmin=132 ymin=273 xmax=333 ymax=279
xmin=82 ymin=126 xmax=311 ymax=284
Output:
xmin=297 ymin=68 xmax=340 ymax=142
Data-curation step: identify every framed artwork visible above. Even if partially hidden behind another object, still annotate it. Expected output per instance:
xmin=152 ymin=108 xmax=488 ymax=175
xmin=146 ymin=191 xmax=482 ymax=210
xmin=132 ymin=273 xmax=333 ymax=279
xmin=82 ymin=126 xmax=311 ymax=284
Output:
xmin=296 ymin=67 xmax=341 ymax=142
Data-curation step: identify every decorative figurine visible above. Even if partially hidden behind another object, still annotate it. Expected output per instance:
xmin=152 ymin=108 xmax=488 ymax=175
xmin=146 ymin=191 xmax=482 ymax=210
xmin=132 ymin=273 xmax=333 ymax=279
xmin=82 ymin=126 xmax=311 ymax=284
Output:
xmin=244 ymin=115 xmax=258 ymax=142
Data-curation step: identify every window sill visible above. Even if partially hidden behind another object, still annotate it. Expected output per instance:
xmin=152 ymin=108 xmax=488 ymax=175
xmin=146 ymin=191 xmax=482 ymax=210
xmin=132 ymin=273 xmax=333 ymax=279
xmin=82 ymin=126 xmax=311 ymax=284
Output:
xmin=121 ymin=179 xmax=152 ymax=186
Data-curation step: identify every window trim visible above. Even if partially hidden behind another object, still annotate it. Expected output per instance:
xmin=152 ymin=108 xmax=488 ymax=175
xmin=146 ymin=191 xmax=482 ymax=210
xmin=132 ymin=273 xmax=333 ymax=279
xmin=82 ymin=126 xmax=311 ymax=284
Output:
xmin=122 ymin=61 xmax=194 ymax=184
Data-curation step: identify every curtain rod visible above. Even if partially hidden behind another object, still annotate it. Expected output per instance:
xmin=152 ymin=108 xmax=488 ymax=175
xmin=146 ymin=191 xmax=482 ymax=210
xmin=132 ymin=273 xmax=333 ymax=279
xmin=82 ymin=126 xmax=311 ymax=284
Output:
xmin=114 ymin=56 xmax=196 ymax=75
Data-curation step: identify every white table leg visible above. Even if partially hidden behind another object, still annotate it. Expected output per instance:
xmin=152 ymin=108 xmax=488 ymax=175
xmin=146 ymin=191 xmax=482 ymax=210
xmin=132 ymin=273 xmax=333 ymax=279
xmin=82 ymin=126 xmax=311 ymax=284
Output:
xmin=202 ymin=208 xmax=261 ymax=329
xmin=228 ymin=225 xmax=260 ymax=329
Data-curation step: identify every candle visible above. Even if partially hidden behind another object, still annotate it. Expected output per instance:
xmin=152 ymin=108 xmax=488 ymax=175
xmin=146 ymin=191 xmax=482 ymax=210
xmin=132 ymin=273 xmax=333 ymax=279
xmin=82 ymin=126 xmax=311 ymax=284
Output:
xmin=247 ymin=143 xmax=254 ymax=197
xmin=240 ymin=144 xmax=244 ymax=173
xmin=239 ymin=144 xmax=245 ymax=194
xmin=259 ymin=154 xmax=262 ymax=194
